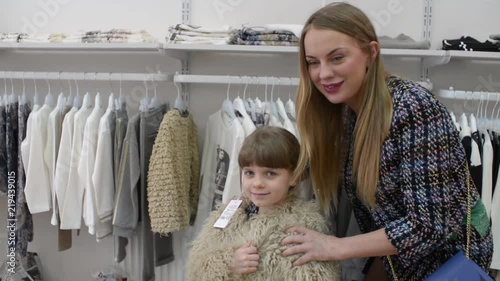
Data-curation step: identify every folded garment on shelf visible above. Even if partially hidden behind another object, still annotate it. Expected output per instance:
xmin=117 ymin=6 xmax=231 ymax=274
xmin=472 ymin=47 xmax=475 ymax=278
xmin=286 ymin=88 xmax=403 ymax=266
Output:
xmin=167 ymin=24 xmax=237 ymax=44
xmin=378 ymin=33 xmax=430 ymax=49
xmin=442 ymin=36 xmax=500 ymax=52
xmin=170 ymin=23 xmax=235 ymax=34
xmin=261 ymin=24 xmax=303 ymax=38
xmin=1 ymin=30 xmax=156 ymax=44
xmin=0 ymin=33 xmax=28 ymax=43
xmin=235 ymin=38 xmax=298 ymax=46
xmin=240 ymin=33 xmax=299 ymax=42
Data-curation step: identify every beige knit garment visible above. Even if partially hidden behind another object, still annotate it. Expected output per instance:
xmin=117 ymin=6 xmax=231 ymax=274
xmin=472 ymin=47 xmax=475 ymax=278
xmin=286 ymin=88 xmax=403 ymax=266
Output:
xmin=147 ymin=110 xmax=200 ymax=235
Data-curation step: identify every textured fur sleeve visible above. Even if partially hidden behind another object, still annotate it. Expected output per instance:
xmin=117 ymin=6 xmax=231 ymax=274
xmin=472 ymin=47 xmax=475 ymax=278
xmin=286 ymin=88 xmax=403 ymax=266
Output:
xmin=255 ymin=199 xmax=340 ymax=281
xmin=187 ymin=208 xmax=240 ymax=281
xmin=284 ymin=200 xmax=340 ymax=281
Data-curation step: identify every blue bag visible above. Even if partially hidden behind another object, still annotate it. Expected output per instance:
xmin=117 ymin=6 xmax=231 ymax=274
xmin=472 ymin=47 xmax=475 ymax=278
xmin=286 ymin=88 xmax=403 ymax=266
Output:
xmin=424 ymin=251 xmax=492 ymax=281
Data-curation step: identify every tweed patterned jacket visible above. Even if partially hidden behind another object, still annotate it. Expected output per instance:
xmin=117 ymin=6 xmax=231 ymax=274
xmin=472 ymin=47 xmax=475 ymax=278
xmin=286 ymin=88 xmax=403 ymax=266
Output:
xmin=342 ymin=76 xmax=493 ymax=280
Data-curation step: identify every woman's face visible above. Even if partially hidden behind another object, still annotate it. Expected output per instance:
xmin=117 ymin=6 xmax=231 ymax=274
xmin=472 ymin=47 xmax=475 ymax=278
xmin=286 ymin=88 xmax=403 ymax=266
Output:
xmin=304 ymin=28 xmax=372 ymax=114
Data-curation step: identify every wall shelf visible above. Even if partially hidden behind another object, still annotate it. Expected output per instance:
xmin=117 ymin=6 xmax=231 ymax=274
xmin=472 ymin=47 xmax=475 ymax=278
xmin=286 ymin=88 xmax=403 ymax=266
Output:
xmin=448 ymin=50 xmax=500 ymax=61
xmin=0 ymin=42 xmax=498 ymax=63
xmin=0 ymin=42 xmax=162 ymax=52
xmin=162 ymin=44 xmax=453 ymax=67
xmin=162 ymin=44 xmax=298 ymax=60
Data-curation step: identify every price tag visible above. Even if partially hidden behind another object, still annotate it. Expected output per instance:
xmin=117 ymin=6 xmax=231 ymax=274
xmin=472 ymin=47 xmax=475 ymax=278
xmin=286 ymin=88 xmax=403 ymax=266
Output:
xmin=213 ymin=199 xmax=243 ymax=228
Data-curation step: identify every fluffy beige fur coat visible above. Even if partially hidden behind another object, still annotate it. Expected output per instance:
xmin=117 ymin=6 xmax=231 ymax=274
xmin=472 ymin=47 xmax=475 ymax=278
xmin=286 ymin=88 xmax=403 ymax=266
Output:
xmin=187 ymin=195 xmax=339 ymax=281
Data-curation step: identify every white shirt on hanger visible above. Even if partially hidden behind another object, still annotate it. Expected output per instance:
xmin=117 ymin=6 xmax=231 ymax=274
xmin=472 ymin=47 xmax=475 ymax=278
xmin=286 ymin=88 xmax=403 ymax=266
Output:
xmin=79 ymin=100 xmax=105 ymax=235
xmin=54 ymin=106 xmax=78 ymax=225
xmin=22 ymin=104 xmax=54 ymax=214
xmin=45 ymin=100 xmax=67 ymax=225
xmin=60 ymin=104 xmax=93 ymax=230
xmin=192 ymin=109 xmax=245 ymax=240
xmin=92 ymin=105 xmax=116 ymax=240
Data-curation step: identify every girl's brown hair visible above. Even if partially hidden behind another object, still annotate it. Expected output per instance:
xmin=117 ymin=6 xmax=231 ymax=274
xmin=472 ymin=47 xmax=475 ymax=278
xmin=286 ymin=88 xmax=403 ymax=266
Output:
xmin=238 ymin=127 xmax=301 ymax=176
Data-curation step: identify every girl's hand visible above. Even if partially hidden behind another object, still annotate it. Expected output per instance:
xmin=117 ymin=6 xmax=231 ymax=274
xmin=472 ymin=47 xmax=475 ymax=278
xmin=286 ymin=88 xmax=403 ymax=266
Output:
xmin=230 ymin=240 xmax=259 ymax=275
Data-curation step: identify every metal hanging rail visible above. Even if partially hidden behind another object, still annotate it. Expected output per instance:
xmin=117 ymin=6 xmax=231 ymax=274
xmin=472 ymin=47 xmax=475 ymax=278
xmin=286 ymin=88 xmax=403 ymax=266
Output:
xmin=173 ymin=74 xmax=300 ymax=86
xmin=0 ymin=71 xmax=173 ymax=82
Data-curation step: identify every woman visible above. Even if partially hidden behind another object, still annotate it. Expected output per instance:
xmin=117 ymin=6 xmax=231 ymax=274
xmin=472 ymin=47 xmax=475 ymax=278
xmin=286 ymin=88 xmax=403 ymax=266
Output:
xmin=281 ymin=2 xmax=493 ymax=280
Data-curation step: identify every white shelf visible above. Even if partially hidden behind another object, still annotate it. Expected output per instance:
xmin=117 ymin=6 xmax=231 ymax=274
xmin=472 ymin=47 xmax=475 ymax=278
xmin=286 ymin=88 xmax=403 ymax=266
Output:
xmin=438 ymin=88 xmax=500 ymax=101
xmin=174 ymin=74 xmax=299 ymax=86
xmin=162 ymin=44 xmax=451 ymax=66
xmin=448 ymin=50 xmax=500 ymax=60
xmin=163 ymin=44 xmax=298 ymax=59
xmin=0 ymin=42 xmax=162 ymax=52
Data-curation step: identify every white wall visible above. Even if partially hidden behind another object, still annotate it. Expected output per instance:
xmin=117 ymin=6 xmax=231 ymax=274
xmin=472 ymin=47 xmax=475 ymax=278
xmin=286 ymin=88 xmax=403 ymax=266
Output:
xmin=1 ymin=1 xmax=500 ymax=281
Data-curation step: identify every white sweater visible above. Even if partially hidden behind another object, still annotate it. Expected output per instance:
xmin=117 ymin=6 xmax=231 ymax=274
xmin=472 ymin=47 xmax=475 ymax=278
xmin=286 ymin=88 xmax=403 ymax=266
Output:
xmin=60 ymin=105 xmax=93 ymax=230
xmin=54 ymin=107 xmax=78 ymax=223
xmin=79 ymin=104 xmax=105 ymax=235
xmin=22 ymin=104 xmax=54 ymax=214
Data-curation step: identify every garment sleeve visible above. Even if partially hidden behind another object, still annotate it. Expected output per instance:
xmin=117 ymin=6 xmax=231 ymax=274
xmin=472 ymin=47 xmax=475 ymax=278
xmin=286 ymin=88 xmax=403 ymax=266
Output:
xmin=384 ymin=104 xmax=459 ymax=268
xmin=24 ymin=110 xmax=52 ymax=214
xmin=186 ymin=210 xmax=236 ymax=281
xmin=112 ymin=121 xmax=140 ymax=238
xmin=93 ymin=117 xmax=114 ymax=222
xmin=282 ymin=204 xmax=339 ymax=281
xmin=189 ymin=116 xmax=200 ymax=224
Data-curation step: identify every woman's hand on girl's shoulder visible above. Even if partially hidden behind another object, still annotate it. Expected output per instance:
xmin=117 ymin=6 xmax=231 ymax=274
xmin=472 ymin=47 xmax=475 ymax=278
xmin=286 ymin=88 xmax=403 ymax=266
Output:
xmin=281 ymin=225 xmax=338 ymax=266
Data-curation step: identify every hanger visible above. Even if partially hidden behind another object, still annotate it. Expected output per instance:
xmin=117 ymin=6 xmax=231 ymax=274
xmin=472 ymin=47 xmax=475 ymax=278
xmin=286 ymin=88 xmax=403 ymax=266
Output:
xmin=242 ymin=76 xmax=252 ymax=113
xmin=140 ymin=77 xmax=149 ymax=111
xmin=174 ymin=74 xmax=187 ymax=113
xmin=55 ymin=72 xmax=66 ymax=111
xmin=149 ymin=74 xmax=162 ymax=110
xmin=118 ymin=73 xmax=126 ymax=111
xmin=285 ymin=77 xmax=296 ymax=119
xmin=73 ymin=74 xmax=82 ymax=108
xmin=488 ymin=91 xmax=500 ymax=131
xmin=0 ymin=74 xmax=4 ymax=107
xmin=20 ymin=72 xmax=27 ymax=105
xmin=94 ymin=73 xmax=103 ymax=109
xmin=494 ymin=92 xmax=500 ymax=132
xmin=8 ymin=73 xmax=16 ymax=104
xmin=222 ymin=76 xmax=236 ymax=120
xmin=106 ymin=73 xmax=115 ymax=110
xmin=269 ymin=77 xmax=279 ymax=118
xmin=44 ymin=72 xmax=56 ymax=107
xmin=33 ymin=72 xmax=40 ymax=107
xmin=82 ymin=73 xmax=93 ymax=109
xmin=1 ymin=72 xmax=6 ymax=106
xmin=66 ymin=74 xmax=74 ymax=107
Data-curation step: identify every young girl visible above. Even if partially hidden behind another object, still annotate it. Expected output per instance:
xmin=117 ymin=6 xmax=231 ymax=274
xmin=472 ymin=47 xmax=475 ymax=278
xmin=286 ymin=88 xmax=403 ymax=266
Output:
xmin=187 ymin=127 xmax=339 ymax=281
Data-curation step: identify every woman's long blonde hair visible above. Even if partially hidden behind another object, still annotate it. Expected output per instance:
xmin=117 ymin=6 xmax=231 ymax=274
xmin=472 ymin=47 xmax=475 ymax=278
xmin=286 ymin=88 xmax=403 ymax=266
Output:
xmin=293 ymin=2 xmax=393 ymax=214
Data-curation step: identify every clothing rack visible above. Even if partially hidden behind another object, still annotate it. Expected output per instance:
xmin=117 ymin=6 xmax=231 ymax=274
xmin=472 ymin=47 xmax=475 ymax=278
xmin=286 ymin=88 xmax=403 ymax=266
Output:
xmin=0 ymin=71 xmax=173 ymax=82
xmin=173 ymin=74 xmax=300 ymax=86
xmin=438 ymin=87 xmax=500 ymax=101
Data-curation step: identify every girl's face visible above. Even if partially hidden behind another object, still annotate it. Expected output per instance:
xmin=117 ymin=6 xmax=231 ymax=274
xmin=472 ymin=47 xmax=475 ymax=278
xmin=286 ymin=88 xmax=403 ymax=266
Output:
xmin=304 ymin=28 xmax=372 ymax=114
xmin=241 ymin=165 xmax=294 ymax=214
